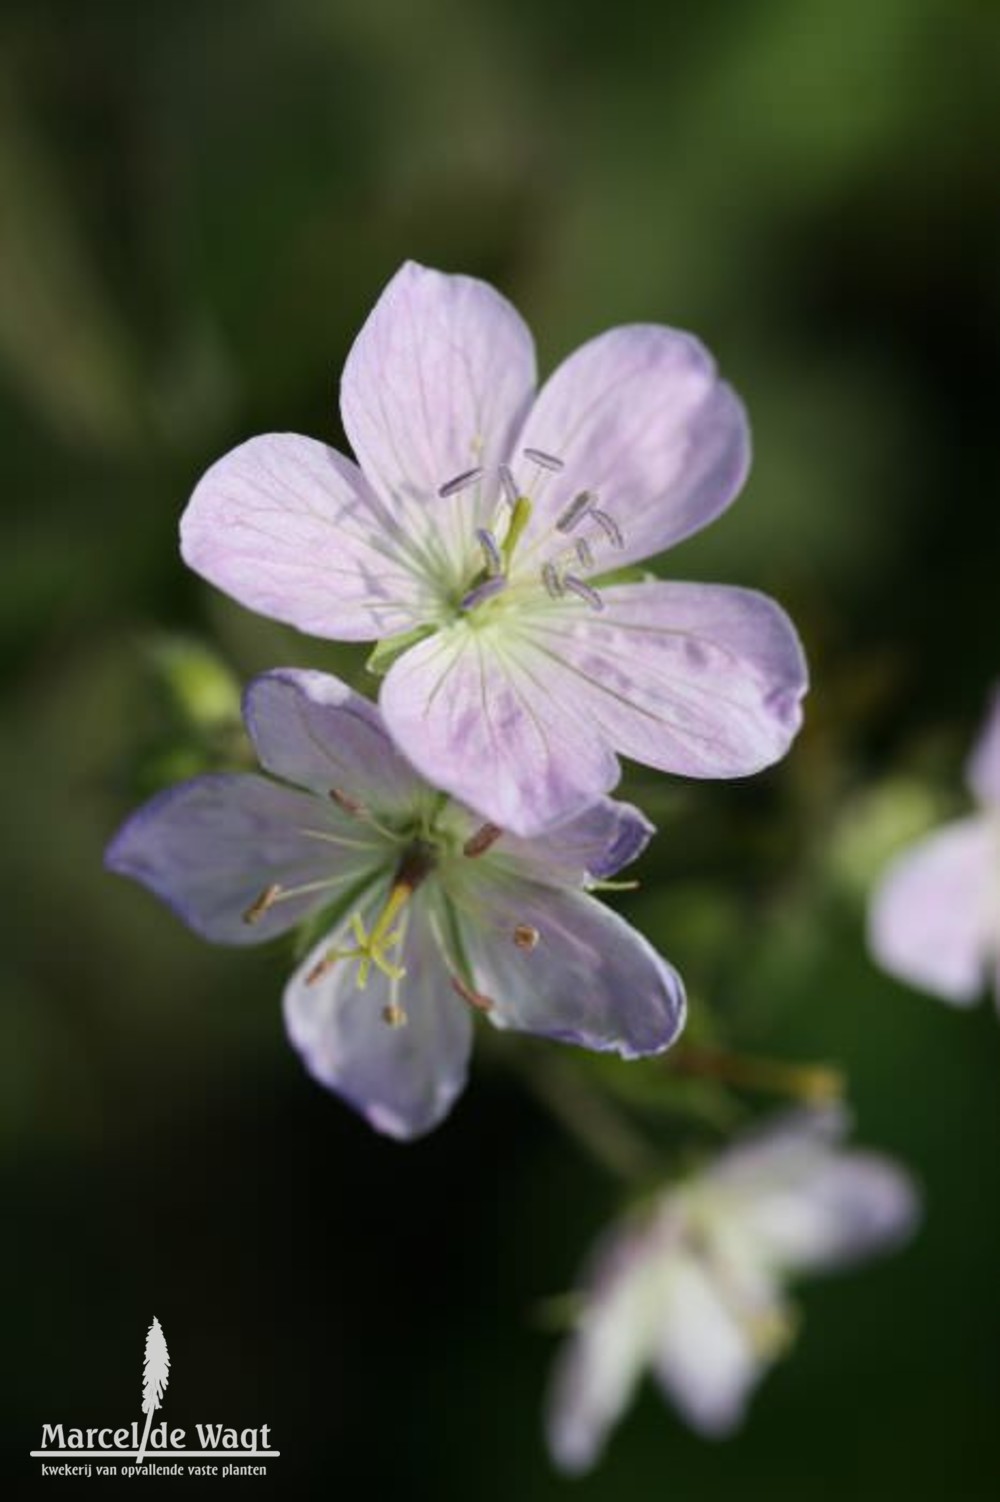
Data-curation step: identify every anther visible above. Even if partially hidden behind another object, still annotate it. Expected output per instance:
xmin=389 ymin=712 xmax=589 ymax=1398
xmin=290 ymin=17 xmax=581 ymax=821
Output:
xmin=523 ymin=447 xmax=564 ymax=472
xmin=555 ymin=491 xmax=594 ymax=533
xmin=513 ymin=924 xmax=540 ymax=951
xmin=498 ymin=464 xmax=520 ymax=507
xmin=382 ymin=1003 xmax=408 ymax=1028
xmin=451 ymin=975 xmax=495 ymax=1014
xmin=476 ymin=528 xmax=503 ymax=576
xmin=438 ymin=466 xmax=484 ymax=498
xmin=329 ymin=787 xmax=366 ymax=818
xmin=463 ymin=822 xmax=503 ymax=858
xmin=591 ymin=508 xmax=624 ymax=549
xmin=305 ymin=953 xmax=337 ymax=986
xmin=575 ymin=538 xmax=594 ymax=570
xmin=541 ymin=562 xmax=564 ymax=599
xmin=242 ymin=883 xmax=281 ymax=925
xmin=461 ymin=576 xmax=508 ymax=612
xmin=563 ymin=575 xmax=605 ymax=611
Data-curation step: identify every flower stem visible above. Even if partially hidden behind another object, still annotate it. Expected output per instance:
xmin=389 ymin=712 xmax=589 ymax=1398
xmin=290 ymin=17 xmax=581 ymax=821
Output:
xmin=517 ymin=1052 xmax=661 ymax=1183
xmin=664 ymin=1043 xmax=843 ymax=1104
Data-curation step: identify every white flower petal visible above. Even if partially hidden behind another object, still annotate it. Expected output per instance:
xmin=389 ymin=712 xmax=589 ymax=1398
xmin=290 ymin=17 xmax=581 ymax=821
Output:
xmin=868 ymin=815 xmax=997 ymax=1004
xmin=284 ymin=888 xmax=472 ymax=1141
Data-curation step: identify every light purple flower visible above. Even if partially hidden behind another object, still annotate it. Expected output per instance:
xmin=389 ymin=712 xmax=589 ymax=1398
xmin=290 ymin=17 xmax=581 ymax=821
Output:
xmin=180 ymin=261 xmax=808 ymax=837
xmin=546 ymin=1109 xmax=918 ymax=1470
xmin=105 ymin=668 xmax=685 ymax=1140
xmin=869 ymin=685 xmax=1000 ymax=1007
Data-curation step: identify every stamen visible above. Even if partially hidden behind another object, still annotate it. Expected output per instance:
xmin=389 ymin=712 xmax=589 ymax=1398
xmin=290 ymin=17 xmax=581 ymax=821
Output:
xmin=523 ymin=447 xmax=564 ymax=472
xmin=305 ymin=952 xmax=337 ymax=986
xmin=476 ymin=528 xmax=503 ymax=576
xmin=513 ymin=924 xmax=540 ymax=951
xmin=498 ymin=464 xmax=520 ymax=507
xmin=542 ymin=562 xmax=565 ymax=599
xmin=461 ymin=576 xmax=508 ymax=612
xmin=327 ymin=787 xmax=399 ymax=843
xmin=329 ymin=787 xmax=365 ymax=817
xmin=438 ymin=466 xmax=484 ymax=498
xmin=575 ymin=538 xmax=594 ymax=570
xmin=451 ymin=975 xmax=495 ymax=1014
xmin=591 ymin=508 xmax=624 ymax=549
xmin=382 ymin=1003 xmax=408 ymax=1028
xmin=306 ymin=880 xmax=415 ymax=991
xmin=242 ymin=883 xmax=281 ymax=925
xmin=555 ymin=491 xmax=594 ymax=532
xmin=463 ymin=822 xmax=503 ymax=858
xmin=563 ymin=575 xmax=605 ymax=611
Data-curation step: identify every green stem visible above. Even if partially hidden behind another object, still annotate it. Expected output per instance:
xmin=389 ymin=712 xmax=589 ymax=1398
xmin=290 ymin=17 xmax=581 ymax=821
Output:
xmin=517 ymin=1052 xmax=661 ymax=1183
xmin=665 ymin=1044 xmax=843 ymax=1104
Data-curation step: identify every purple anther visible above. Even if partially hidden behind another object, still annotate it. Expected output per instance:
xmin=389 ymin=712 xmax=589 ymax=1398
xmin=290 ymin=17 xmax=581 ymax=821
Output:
xmin=461 ymin=575 xmax=508 ymax=612
xmin=556 ymin=491 xmax=594 ymax=532
xmin=591 ymin=508 xmax=624 ymax=549
xmin=563 ymin=575 xmax=604 ymax=611
xmin=438 ymin=466 xmax=484 ymax=498
xmin=541 ymin=562 xmax=564 ymax=599
xmin=475 ymin=528 xmax=503 ymax=576
xmin=523 ymin=447 xmax=564 ymax=472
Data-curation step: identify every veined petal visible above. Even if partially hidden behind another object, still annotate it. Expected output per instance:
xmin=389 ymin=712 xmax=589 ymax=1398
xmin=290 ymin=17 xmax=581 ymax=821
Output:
xmin=515 ymin=324 xmax=749 ymax=570
xmin=652 ymin=1253 xmax=768 ymax=1438
xmin=495 ymin=797 xmax=654 ymax=888
xmin=529 ymin=581 xmax=807 ymax=781
xmin=284 ymin=888 xmax=472 ymax=1141
xmin=104 ymin=774 xmax=380 ymax=944
xmin=546 ymin=1227 xmax=662 ymax=1474
xmin=340 ymin=261 xmax=536 ymax=561
xmin=180 ymin=434 xmax=426 ymax=640
xmin=380 ymin=625 xmax=621 ymax=837
xmin=456 ymin=879 xmax=685 ymax=1059
xmin=244 ymin=669 xmax=426 ymax=814
xmin=966 ymin=683 xmax=1000 ymax=807
xmin=868 ymin=815 xmax=997 ymax=1004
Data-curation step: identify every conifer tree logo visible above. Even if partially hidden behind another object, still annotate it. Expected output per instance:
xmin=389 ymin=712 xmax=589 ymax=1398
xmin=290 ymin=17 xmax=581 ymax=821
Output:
xmin=137 ymin=1317 xmax=170 ymax=1465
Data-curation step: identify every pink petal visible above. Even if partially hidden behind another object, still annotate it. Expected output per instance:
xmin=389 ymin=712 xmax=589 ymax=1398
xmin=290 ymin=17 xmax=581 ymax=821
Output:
xmin=244 ymin=669 xmax=424 ymax=814
xmin=180 ymin=433 xmax=426 ymax=640
xmin=531 ymin=580 xmax=807 ymax=780
xmin=966 ymin=682 xmax=1000 ymax=806
xmin=104 ymin=774 xmax=371 ymax=945
xmin=454 ymin=877 xmax=685 ymax=1059
xmin=340 ymin=261 xmax=536 ymax=538
xmin=491 ymin=796 xmax=654 ymax=888
xmin=868 ymin=816 xmax=996 ymax=1004
xmin=546 ymin=1226 xmax=658 ymax=1473
xmin=652 ymin=1254 xmax=766 ymax=1438
xmin=730 ymin=1151 xmax=920 ymax=1275
xmin=379 ymin=626 xmax=621 ymax=837
xmin=514 ymin=324 xmax=749 ymax=570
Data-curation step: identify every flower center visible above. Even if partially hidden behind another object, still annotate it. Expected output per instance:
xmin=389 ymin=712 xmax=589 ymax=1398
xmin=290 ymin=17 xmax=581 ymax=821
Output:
xmin=436 ymin=449 xmax=625 ymax=620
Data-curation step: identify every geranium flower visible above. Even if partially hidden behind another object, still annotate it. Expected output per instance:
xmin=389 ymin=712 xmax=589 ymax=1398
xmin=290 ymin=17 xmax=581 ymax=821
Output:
xmin=869 ymin=685 xmax=1000 ymax=1007
xmin=180 ymin=262 xmax=807 ymax=836
xmin=105 ymin=668 xmax=685 ymax=1139
xmin=546 ymin=1110 xmax=918 ymax=1469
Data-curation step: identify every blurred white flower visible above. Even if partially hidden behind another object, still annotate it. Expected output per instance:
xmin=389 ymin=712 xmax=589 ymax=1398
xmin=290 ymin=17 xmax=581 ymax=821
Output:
xmin=546 ymin=1110 xmax=918 ymax=1471
xmin=869 ymin=684 xmax=1000 ymax=1006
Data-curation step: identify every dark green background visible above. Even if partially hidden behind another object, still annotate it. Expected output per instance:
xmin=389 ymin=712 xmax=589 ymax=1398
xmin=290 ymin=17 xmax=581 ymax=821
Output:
xmin=3 ymin=0 xmax=999 ymax=1495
